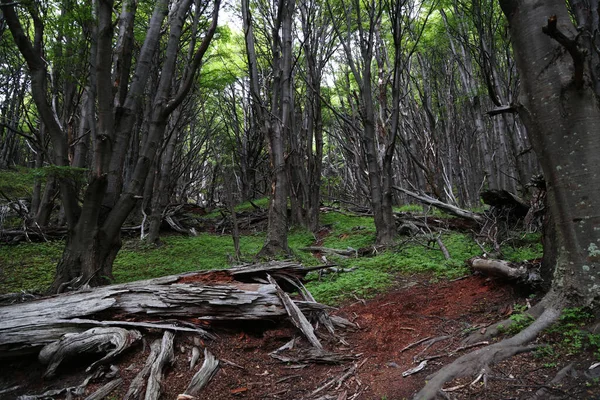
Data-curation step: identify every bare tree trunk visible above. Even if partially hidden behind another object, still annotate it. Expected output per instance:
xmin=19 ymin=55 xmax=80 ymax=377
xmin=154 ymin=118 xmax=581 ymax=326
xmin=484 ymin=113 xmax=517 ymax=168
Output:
xmin=243 ymin=0 xmax=294 ymax=257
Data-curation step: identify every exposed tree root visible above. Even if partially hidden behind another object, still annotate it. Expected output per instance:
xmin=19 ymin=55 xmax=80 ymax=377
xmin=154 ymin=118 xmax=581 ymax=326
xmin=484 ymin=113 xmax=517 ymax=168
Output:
xmin=414 ymin=305 xmax=562 ymax=400
xmin=462 ymin=296 xmax=549 ymax=345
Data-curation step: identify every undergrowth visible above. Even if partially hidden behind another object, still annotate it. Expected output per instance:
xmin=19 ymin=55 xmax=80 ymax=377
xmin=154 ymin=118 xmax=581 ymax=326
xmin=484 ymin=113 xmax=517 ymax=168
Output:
xmin=0 ymin=206 xmax=543 ymax=306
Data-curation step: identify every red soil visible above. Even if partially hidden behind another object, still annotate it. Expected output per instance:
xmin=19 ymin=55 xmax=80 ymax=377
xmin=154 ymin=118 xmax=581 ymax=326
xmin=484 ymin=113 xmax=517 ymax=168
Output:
xmin=2 ymin=274 xmax=598 ymax=399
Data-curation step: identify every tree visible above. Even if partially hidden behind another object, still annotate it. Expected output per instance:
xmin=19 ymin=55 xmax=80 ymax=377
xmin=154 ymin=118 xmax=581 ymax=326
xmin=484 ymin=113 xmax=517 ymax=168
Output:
xmin=327 ymin=0 xmax=397 ymax=245
xmin=416 ymin=1 xmax=600 ymax=397
xmin=1 ymin=0 xmax=220 ymax=292
xmin=242 ymin=0 xmax=296 ymax=256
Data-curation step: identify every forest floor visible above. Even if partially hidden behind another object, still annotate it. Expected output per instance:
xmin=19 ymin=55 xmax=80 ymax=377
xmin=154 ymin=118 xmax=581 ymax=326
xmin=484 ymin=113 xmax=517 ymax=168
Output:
xmin=2 ymin=273 xmax=600 ymax=399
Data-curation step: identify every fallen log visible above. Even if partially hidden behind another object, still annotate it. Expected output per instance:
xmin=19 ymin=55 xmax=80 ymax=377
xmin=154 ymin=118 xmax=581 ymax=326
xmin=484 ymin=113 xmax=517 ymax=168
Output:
xmin=299 ymin=246 xmax=357 ymax=257
xmin=393 ymin=186 xmax=484 ymax=224
xmin=480 ymin=189 xmax=529 ymax=219
xmin=0 ymin=261 xmax=333 ymax=356
xmin=467 ymin=257 xmax=543 ymax=286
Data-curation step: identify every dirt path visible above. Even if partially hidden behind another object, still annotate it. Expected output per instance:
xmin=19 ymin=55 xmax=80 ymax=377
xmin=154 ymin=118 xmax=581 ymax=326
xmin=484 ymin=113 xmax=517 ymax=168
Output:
xmin=2 ymin=274 xmax=598 ymax=399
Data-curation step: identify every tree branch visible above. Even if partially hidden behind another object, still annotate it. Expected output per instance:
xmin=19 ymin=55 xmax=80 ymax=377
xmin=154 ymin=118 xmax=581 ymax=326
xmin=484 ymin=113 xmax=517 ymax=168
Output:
xmin=542 ymin=15 xmax=586 ymax=89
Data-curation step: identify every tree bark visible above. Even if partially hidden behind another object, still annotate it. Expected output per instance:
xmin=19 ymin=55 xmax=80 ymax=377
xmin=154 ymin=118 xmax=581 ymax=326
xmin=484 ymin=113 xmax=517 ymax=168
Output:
xmin=500 ymin=0 xmax=600 ymax=305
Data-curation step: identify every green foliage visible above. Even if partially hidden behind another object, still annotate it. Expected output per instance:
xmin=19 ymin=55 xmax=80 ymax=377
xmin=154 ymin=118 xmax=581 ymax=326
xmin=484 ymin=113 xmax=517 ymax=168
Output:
xmin=507 ymin=311 xmax=535 ymax=334
xmin=546 ymin=307 xmax=597 ymax=356
xmin=502 ymin=233 xmax=543 ymax=262
xmin=391 ymin=233 xmax=476 ymax=278
xmin=534 ymin=307 xmax=600 ymax=365
xmin=319 ymin=211 xmax=376 ymax=249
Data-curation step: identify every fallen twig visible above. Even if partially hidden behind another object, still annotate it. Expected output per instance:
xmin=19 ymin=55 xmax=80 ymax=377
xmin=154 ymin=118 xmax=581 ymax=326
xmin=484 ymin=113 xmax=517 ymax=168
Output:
xmin=400 ymin=336 xmax=432 ymax=353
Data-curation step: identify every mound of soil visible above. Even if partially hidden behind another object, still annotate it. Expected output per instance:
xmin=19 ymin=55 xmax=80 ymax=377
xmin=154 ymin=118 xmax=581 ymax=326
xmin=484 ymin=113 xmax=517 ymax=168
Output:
xmin=2 ymin=274 xmax=599 ymax=399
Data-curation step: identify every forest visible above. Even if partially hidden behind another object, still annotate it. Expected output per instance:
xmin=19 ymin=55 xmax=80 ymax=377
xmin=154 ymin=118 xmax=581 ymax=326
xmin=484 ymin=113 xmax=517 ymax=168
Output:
xmin=1 ymin=0 xmax=600 ymax=399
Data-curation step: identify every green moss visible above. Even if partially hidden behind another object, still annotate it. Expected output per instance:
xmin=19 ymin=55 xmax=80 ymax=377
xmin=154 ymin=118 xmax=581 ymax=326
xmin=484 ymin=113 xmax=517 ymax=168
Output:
xmin=113 ymin=233 xmax=266 ymax=283
xmin=305 ymin=268 xmax=392 ymax=306
xmin=0 ymin=241 xmax=62 ymax=293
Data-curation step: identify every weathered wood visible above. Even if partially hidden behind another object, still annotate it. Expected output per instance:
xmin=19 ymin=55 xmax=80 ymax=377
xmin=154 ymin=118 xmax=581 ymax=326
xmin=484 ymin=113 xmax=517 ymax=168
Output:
xmin=124 ymin=340 xmax=162 ymax=400
xmin=0 ymin=262 xmax=331 ymax=356
xmin=182 ymin=348 xmax=220 ymax=396
xmin=468 ymin=257 xmax=542 ymax=285
xmin=270 ymin=348 xmax=357 ymax=364
xmin=16 ymin=367 xmax=105 ymax=399
xmin=268 ymin=275 xmax=323 ymax=350
xmin=393 ymin=186 xmax=484 ymax=223
xmin=189 ymin=346 xmax=201 ymax=370
xmin=38 ymin=327 xmax=141 ymax=378
xmin=145 ymin=331 xmax=175 ymax=400
xmin=83 ymin=377 xmax=123 ymax=400
xmin=299 ymin=246 xmax=357 ymax=257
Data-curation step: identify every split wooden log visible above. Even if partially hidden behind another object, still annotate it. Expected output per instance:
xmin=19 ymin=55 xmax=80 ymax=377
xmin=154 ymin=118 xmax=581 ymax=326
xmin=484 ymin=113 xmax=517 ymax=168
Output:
xmin=124 ymin=340 xmax=162 ymax=400
xmin=270 ymin=348 xmax=357 ymax=364
xmin=299 ymin=246 xmax=358 ymax=257
xmin=145 ymin=331 xmax=175 ymax=400
xmin=182 ymin=348 xmax=220 ymax=397
xmin=0 ymin=262 xmax=332 ymax=356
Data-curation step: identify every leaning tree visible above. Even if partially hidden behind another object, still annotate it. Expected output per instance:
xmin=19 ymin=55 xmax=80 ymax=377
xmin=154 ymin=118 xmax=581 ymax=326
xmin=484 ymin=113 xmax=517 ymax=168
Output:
xmin=416 ymin=1 xmax=600 ymax=398
xmin=0 ymin=0 xmax=220 ymax=292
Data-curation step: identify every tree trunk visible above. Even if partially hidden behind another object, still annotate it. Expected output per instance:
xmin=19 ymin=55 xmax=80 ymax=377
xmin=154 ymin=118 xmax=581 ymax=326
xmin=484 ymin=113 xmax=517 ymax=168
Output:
xmin=500 ymin=0 xmax=600 ymax=305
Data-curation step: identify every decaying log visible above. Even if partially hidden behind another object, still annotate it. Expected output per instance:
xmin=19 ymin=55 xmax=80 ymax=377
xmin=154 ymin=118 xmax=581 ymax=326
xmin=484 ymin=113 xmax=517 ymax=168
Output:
xmin=182 ymin=348 xmax=220 ymax=397
xmin=480 ymin=189 xmax=529 ymax=219
xmin=17 ymin=366 xmax=108 ymax=399
xmin=468 ymin=257 xmax=542 ymax=285
xmin=393 ymin=186 xmax=484 ymax=223
xmin=299 ymin=246 xmax=358 ymax=257
xmin=145 ymin=331 xmax=175 ymax=400
xmin=124 ymin=340 xmax=162 ymax=400
xmin=0 ymin=262 xmax=332 ymax=356
xmin=38 ymin=327 xmax=141 ymax=378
